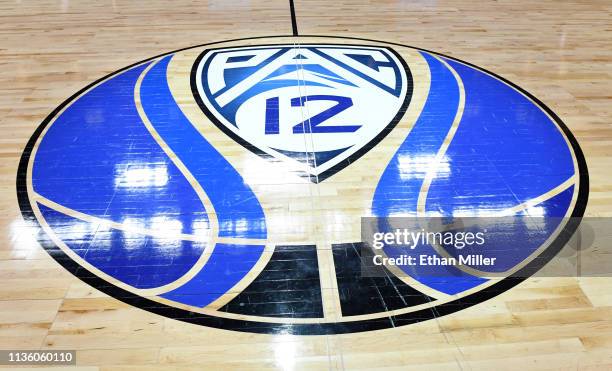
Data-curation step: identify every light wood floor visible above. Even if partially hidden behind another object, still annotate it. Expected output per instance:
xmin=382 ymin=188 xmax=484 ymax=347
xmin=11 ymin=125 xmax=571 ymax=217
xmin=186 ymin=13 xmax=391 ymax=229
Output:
xmin=1 ymin=0 xmax=612 ymax=369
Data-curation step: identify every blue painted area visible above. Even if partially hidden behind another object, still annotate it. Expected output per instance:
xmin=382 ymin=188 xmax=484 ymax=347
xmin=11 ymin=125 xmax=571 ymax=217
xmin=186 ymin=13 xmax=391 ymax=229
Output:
xmin=372 ymin=51 xmax=575 ymax=295
xmin=140 ymin=56 xmax=267 ymax=239
xmin=39 ymin=204 xmax=205 ymax=289
xmin=32 ymin=55 xmax=268 ymax=298
xmin=425 ymin=57 xmax=575 ymax=214
xmin=226 ymin=55 xmax=255 ymax=63
xmin=373 ymin=186 xmax=573 ymax=293
xmin=161 ymin=243 xmax=265 ymax=307
xmin=372 ymin=52 xmax=460 ymax=216
xmin=437 ymin=186 xmax=575 ymax=272
xmin=372 ymin=52 xmax=486 ymax=295
xmin=521 ymin=185 xmax=575 ymax=218
xmin=32 ymin=63 xmax=209 ymax=235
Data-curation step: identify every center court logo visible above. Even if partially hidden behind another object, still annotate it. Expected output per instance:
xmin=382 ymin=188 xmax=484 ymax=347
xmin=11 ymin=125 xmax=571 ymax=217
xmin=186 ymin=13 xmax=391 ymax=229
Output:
xmin=18 ymin=36 xmax=588 ymax=335
xmin=193 ymin=44 xmax=411 ymax=180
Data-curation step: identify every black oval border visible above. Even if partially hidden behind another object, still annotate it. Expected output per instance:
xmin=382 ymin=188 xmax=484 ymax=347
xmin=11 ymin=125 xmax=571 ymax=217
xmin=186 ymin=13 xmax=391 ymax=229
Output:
xmin=16 ymin=35 xmax=589 ymax=335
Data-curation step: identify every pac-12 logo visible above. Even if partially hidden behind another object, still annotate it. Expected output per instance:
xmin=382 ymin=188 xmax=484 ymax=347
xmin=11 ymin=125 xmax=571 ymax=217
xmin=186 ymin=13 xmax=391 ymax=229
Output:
xmin=19 ymin=36 xmax=587 ymax=335
xmin=193 ymin=45 xmax=411 ymax=180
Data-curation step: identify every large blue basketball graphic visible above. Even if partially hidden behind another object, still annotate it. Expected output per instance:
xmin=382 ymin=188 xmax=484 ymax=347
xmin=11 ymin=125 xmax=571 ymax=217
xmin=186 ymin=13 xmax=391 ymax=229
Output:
xmin=18 ymin=36 xmax=588 ymax=334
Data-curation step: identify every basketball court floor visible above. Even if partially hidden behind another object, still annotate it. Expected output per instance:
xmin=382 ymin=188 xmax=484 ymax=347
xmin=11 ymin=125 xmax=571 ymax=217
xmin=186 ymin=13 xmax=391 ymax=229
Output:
xmin=1 ymin=0 xmax=612 ymax=369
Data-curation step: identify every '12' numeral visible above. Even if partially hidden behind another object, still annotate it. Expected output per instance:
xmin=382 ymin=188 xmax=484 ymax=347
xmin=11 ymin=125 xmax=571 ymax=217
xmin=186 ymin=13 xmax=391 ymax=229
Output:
xmin=264 ymin=95 xmax=360 ymax=134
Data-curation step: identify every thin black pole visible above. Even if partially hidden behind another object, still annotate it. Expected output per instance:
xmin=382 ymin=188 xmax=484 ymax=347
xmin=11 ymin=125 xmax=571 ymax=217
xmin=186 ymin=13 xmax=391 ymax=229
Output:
xmin=289 ymin=0 xmax=298 ymax=36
